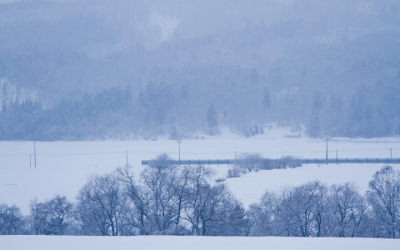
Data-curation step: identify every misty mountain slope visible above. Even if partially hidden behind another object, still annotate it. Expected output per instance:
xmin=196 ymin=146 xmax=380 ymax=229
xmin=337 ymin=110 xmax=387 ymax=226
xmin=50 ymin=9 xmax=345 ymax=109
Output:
xmin=1 ymin=0 xmax=398 ymax=95
xmin=0 ymin=0 xmax=399 ymax=140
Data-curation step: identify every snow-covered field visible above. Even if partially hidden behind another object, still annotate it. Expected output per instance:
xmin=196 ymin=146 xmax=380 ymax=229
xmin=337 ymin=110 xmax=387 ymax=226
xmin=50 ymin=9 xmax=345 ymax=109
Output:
xmin=1 ymin=127 xmax=400 ymax=214
xmin=2 ymin=235 xmax=400 ymax=250
xmin=1 ymin=127 xmax=400 ymax=248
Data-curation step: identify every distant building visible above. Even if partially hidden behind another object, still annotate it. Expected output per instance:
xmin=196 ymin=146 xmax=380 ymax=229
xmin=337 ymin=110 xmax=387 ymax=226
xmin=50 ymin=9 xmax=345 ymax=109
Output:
xmin=285 ymin=133 xmax=301 ymax=138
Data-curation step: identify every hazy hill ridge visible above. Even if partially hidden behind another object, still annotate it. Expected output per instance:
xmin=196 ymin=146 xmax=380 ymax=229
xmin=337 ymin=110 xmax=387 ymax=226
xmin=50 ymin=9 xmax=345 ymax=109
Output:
xmin=0 ymin=0 xmax=399 ymax=140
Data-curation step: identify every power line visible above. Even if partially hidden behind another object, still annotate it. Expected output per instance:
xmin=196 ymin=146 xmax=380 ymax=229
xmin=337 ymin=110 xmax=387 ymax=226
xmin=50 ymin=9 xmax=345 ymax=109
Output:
xmin=0 ymin=148 xmax=397 ymax=157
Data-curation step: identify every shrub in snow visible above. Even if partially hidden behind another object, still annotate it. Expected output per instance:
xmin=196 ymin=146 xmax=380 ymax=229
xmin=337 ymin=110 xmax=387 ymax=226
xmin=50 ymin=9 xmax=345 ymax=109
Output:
xmin=228 ymin=154 xmax=302 ymax=178
xmin=148 ymin=153 xmax=174 ymax=169
xmin=227 ymin=166 xmax=243 ymax=178
xmin=276 ymin=155 xmax=302 ymax=169
xmin=236 ymin=153 xmax=264 ymax=172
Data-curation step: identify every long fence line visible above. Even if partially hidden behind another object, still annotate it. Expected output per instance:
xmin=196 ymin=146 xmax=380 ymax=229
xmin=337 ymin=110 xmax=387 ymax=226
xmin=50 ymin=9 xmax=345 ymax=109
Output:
xmin=141 ymin=158 xmax=400 ymax=166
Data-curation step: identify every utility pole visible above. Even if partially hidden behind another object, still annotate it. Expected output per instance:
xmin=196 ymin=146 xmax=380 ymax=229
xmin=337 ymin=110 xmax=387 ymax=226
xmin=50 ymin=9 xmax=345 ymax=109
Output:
xmin=34 ymin=141 xmax=36 ymax=168
xmin=177 ymin=138 xmax=181 ymax=166
xmin=325 ymin=136 xmax=328 ymax=165
xmin=30 ymin=154 xmax=31 ymax=168
xmin=126 ymin=151 xmax=128 ymax=166
xmin=235 ymin=151 xmax=237 ymax=165
xmin=390 ymin=148 xmax=392 ymax=159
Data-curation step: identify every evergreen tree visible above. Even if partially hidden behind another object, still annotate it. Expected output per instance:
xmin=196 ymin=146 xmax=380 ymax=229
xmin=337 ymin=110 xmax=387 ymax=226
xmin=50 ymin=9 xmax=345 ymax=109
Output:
xmin=312 ymin=92 xmax=324 ymax=110
xmin=362 ymin=105 xmax=373 ymax=138
xmin=346 ymin=95 xmax=359 ymax=137
xmin=206 ymin=104 xmax=218 ymax=135
xmin=327 ymin=94 xmax=343 ymax=136
xmin=180 ymin=84 xmax=189 ymax=101
xmin=263 ymin=86 xmax=271 ymax=107
xmin=250 ymin=68 xmax=259 ymax=85
xmin=124 ymin=84 xmax=133 ymax=105
xmin=309 ymin=110 xmax=320 ymax=138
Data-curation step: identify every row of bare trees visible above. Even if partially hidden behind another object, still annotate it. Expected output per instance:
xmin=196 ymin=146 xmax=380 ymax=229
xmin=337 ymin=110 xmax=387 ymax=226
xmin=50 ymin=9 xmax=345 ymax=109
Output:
xmin=249 ymin=181 xmax=368 ymax=237
xmin=23 ymin=153 xmax=248 ymax=236
xmin=73 ymin=155 xmax=249 ymax=236
xmin=1 ymin=157 xmax=400 ymax=238
xmin=248 ymin=165 xmax=400 ymax=238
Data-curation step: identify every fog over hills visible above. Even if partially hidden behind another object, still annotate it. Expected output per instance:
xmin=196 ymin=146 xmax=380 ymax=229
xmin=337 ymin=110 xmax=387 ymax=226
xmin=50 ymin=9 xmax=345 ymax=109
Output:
xmin=0 ymin=0 xmax=399 ymax=140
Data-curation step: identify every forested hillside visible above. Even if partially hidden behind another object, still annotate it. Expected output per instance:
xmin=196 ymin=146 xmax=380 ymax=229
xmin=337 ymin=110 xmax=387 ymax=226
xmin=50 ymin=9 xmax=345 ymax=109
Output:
xmin=0 ymin=0 xmax=399 ymax=140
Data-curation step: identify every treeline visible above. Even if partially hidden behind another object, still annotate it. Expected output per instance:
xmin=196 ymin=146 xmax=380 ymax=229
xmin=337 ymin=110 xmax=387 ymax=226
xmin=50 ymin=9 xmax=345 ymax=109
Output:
xmin=0 ymin=78 xmax=270 ymax=140
xmin=1 ymin=159 xmax=400 ymax=238
xmin=0 ymin=86 xmax=134 ymax=140
xmin=1 ymin=0 xmax=400 ymax=140
xmin=1 ymin=79 xmax=400 ymax=141
xmin=308 ymin=81 xmax=400 ymax=138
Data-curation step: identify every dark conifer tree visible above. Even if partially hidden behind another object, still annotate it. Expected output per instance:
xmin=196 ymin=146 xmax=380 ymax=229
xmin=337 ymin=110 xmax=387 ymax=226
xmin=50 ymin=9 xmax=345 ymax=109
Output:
xmin=309 ymin=110 xmax=320 ymax=138
xmin=206 ymin=104 xmax=218 ymax=135
xmin=263 ymin=86 xmax=271 ymax=108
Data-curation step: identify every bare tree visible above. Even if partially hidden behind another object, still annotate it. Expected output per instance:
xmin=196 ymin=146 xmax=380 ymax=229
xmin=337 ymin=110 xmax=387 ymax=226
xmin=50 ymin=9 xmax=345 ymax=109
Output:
xmin=29 ymin=195 xmax=73 ymax=235
xmin=140 ymin=156 xmax=180 ymax=234
xmin=307 ymin=181 xmax=330 ymax=237
xmin=0 ymin=204 xmax=25 ymax=235
xmin=273 ymin=181 xmax=329 ymax=237
xmin=118 ymin=165 xmax=152 ymax=235
xmin=183 ymin=182 xmax=248 ymax=236
xmin=118 ymin=154 xmax=192 ymax=235
xmin=292 ymin=183 xmax=320 ymax=237
xmin=248 ymin=191 xmax=277 ymax=236
xmin=180 ymin=164 xmax=247 ymax=236
xmin=273 ymin=187 xmax=299 ymax=236
xmin=118 ymin=156 xmax=247 ymax=236
xmin=75 ymin=171 xmax=127 ymax=236
xmin=207 ymin=191 xmax=251 ymax=236
xmin=367 ymin=165 xmax=400 ymax=238
xmin=330 ymin=182 xmax=368 ymax=237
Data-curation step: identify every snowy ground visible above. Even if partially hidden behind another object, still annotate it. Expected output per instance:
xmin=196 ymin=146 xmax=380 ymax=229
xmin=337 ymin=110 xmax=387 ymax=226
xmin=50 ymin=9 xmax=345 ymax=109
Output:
xmin=1 ymin=127 xmax=400 ymax=249
xmin=1 ymin=127 xmax=400 ymax=214
xmin=1 ymin=235 xmax=399 ymax=250
xmin=226 ymin=164 xmax=400 ymax=208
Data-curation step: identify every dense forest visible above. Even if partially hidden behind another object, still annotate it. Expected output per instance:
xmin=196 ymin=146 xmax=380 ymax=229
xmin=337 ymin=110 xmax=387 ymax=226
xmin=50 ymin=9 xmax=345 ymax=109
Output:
xmin=1 ymin=80 xmax=399 ymax=140
xmin=0 ymin=0 xmax=399 ymax=140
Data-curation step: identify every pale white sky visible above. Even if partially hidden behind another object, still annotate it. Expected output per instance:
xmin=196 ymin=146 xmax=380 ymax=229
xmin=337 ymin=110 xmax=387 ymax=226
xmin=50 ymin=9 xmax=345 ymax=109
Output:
xmin=0 ymin=0 xmax=26 ymax=3
xmin=0 ymin=0 xmax=73 ymax=3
